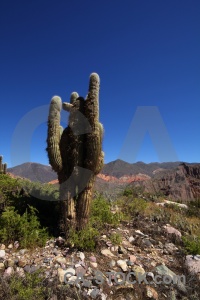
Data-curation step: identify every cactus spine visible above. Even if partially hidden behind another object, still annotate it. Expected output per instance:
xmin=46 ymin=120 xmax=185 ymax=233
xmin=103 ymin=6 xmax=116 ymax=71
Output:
xmin=0 ymin=156 xmax=7 ymax=174
xmin=47 ymin=73 xmax=104 ymax=234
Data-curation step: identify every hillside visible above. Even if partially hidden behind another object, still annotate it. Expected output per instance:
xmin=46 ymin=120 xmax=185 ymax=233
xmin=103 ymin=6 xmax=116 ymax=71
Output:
xmin=130 ymin=163 xmax=200 ymax=201
xmin=8 ymin=162 xmax=57 ymax=183
xmin=8 ymin=160 xmax=181 ymax=183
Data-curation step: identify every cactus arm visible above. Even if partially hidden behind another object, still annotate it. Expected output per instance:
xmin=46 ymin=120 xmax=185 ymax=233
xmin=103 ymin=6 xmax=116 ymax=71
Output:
xmin=0 ymin=156 xmax=2 ymax=173
xmin=47 ymin=96 xmax=63 ymax=173
xmin=84 ymin=73 xmax=103 ymax=173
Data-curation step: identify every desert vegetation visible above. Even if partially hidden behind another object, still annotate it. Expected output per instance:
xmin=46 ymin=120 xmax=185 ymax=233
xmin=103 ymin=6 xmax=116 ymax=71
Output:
xmin=0 ymin=170 xmax=200 ymax=299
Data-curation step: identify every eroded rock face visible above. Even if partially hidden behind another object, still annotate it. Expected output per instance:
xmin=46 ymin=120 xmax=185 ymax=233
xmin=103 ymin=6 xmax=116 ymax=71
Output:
xmin=131 ymin=163 xmax=200 ymax=201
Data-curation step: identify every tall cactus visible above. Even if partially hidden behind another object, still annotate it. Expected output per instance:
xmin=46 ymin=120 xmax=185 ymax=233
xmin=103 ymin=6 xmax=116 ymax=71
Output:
xmin=46 ymin=73 xmax=104 ymax=234
xmin=0 ymin=156 xmax=7 ymax=174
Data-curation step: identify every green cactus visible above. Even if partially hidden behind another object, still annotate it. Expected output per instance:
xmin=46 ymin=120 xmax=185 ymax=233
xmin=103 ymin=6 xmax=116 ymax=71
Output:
xmin=46 ymin=73 xmax=104 ymax=234
xmin=0 ymin=156 xmax=7 ymax=174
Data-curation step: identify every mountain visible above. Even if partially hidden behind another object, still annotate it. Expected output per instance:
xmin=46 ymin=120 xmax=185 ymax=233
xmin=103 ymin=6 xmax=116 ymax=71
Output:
xmin=8 ymin=160 xmax=200 ymax=201
xmin=8 ymin=162 xmax=57 ymax=183
xmin=8 ymin=160 xmax=181 ymax=183
xmin=130 ymin=162 xmax=200 ymax=201
xmin=101 ymin=159 xmax=181 ymax=177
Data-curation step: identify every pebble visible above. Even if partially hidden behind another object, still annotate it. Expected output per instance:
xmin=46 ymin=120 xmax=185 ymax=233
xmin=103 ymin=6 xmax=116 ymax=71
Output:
xmin=101 ymin=249 xmax=115 ymax=258
xmin=0 ymin=250 xmax=5 ymax=258
xmin=117 ymin=259 xmax=128 ymax=272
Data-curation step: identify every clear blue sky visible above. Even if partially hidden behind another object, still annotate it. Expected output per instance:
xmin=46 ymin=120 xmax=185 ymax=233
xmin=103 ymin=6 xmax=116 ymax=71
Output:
xmin=1 ymin=0 xmax=200 ymax=167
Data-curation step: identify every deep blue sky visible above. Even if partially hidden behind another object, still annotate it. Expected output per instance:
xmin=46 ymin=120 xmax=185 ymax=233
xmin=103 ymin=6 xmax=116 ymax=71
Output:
xmin=1 ymin=0 xmax=200 ymax=167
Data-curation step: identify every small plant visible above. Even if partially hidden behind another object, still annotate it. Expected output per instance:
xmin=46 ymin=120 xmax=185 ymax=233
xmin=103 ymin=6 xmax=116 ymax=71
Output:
xmin=68 ymin=226 xmax=99 ymax=250
xmin=0 ymin=270 xmax=46 ymax=300
xmin=110 ymin=232 xmax=122 ymax=245
xmin=182 ymin=235 xmax=200 ymax=256
xmin=0 ymin=206 xmax=48 ymax=248
xmin=90 ymin=194 xmax=121 ymax=229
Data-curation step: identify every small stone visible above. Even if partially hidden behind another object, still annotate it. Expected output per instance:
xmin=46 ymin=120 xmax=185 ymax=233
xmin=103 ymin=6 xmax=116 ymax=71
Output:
xmin=185 ymin=255 xmax=200 ymax=275
xmin=110 ymin=246 xmax=119 ymax=252
xmin=146 ymin=286 xmax=158 ymax=300
xmin=146 ymin=272 xmax=154 ymax=280
xmin=129 ymin=255 xmax=137 ymax=263
xmin=82 ymin=279 xmax=92 ymax=288
xmin=78 ymin=252 xmax=85 ymax=261
xmin=89 ymin=256 xmax=96 ymax=263
xmin=19 ymin=249 xmax=28 ymax=255
xmin=106 ymin=241 xmax=113 ymax=247
xmin=143 ymin=239 xmax=153 ymax=248
xmin=14 ymin=241 xmax=19 ymax=249
xmin=76 ymin=266 xmax=86 ymax=276
xmin=0 ymin=244 xmax=6 ymax=250
xmin=65 ymin=267 xmax=76 ymax=278
xmin=132 ymin=266 xmax=145 ymax=280
xmin=8 ymin=244 xmax=13 ymax=249
xmin=5 ymin=259 xmax=15 ymax=268
xmin=54 ymin=257 xmax=67 ymax=265
xmin=57 ymin=268 xmax=67 ymax=283
xmin=135 ymin=230 xmax=145 ymax=236
xmin=164 ymin=243 xmax=178 ymax=254
xmin=52 ymin=249 xmax=58 ymax=256
xmin=109 ymin=260 xmax=116 ymax=268
xmin=68 ymin=275 xmax=77 ymax=284
xmin=24 ymin=265 xmax=31 ymax=273
xmin=90 ymin=262 xmax=98 ymax=268
xmin=163 ymin=224 xmax=181 ymax=238
xmin=117 ymin=260 xmax=128 ymax=272
xmin=127 ymin=260 xmax=134 ymax=266
xmin=0 ymin=263 xmax=5 ymax=271
xmin=102 ymin=235 xmax=107 ymax=239
xmin=129 ymin=236 xmax=135 ymax=243
xmin=4 ymin=267 xmax=14 ymax=277
xmin=118 ymin=246 xmax=127 ymax=255
xmin=101 ymin=249 xmax=115 ymax=258
xmin=16 ymin=267 xmax=25 ymax=277
xmin=18 ymin=259 xmax=27 ymax=268
xmin=30 ymin=266 xmax=40 ymax=273
xmin=0 ymin=250 xmax=5 ymax=258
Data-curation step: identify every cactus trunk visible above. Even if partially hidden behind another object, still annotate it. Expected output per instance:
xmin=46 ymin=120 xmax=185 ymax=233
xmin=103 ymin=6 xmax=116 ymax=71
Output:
xmin=0 ymin=156 xmax=7 ymax=174
xmin=46 ymin=73 xmax=104 ymax=236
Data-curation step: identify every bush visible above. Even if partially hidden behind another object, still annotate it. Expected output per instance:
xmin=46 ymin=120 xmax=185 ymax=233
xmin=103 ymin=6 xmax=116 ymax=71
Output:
xmin=0 ymin=174 xmax=23 ymax=211
xmin=0 ymin=206 xmax=48 ymax=248
xmin=117 ymin=197 xmax=148 ymax=220
xmin=110 ymin=233 xmax=122 ymax=245
xmin=182 ymin=235 xmax=200 ymax=256
xmin=0 ymin=270 xmax=46 ymax=300
xmin=68 ymin=226 xmax=99 ymax=251
xmin=90 ymin=194 xmax=121 ymax=229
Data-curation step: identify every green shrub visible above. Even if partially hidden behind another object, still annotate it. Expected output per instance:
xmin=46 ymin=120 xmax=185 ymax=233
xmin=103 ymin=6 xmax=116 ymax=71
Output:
xmin=186 ymin=199 xmax=200 ymax=218
xmin=117 ymin=197 xmax=148 ymax=219
xmin=0 ymin=174 xmax=23 ymax=210
xmin=0 ymin=270 xmax=46 ymax=300
xmin=90 ymin=194 xmax=121 ymax=228
xmin=0 ymin=206 xmax=48 ymax=248
xmin=182 ymin=235 xmax=200 ymax=256
xmin=68 ymin=226 xmax=99 ymax=251
xmin=110 ymin=233 xmax=122 ymax=245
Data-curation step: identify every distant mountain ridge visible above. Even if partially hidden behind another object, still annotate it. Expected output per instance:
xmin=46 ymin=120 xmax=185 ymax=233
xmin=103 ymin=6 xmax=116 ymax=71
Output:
xmin=8 ymin=160 xmax=183 ymax=183
xmin=7 ymin=160 xmax=200 ymax=201
xmin=8 ymin=162 xmax=57 ymax=183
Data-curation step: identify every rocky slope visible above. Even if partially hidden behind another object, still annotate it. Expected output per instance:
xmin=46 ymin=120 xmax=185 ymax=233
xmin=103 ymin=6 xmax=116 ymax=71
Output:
xmin=8 ymin=161 xmax=200 ymax=201
xmin=131 ymin=163 xmax=200 ymax=201
xmin=0 ymin=218 xmax=199 ymax=300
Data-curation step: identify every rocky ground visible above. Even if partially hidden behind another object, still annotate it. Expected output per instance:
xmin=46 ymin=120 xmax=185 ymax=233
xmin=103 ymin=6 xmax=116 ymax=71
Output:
xmin=0 ymin=216 xmax=200 ymax=300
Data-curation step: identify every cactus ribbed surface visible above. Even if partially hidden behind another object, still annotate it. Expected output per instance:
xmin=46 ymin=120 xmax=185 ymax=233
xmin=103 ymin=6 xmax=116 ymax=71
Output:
xmin=46 ymin=73 xmax=104 ymax=234
xmin=0 ymin=156 xmax=7 ymax=174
